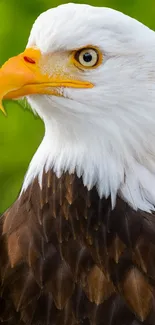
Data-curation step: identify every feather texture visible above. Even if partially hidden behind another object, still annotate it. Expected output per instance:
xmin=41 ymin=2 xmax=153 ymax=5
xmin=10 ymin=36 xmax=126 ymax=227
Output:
xmin=0 ymin=170 xmax=155 ymax=324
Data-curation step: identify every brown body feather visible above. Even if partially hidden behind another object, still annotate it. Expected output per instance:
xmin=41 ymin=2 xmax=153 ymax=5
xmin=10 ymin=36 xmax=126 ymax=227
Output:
xmin=0 ymin=171 xmax=155 ymax=324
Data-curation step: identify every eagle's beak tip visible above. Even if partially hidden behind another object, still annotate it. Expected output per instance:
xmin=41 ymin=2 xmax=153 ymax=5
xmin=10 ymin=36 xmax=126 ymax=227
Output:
xmin=0 ymin=102 xmax=7 ymax=116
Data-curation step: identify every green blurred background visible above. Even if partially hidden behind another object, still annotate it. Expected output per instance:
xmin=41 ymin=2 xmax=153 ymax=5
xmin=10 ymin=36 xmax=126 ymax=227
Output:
xmin=0 ymin=0 xmax=155 ymax=213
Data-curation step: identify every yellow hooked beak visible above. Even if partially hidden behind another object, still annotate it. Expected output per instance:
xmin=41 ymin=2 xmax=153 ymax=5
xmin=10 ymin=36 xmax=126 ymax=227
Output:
xmin=0 ymin=47 xmax=93 ymax=114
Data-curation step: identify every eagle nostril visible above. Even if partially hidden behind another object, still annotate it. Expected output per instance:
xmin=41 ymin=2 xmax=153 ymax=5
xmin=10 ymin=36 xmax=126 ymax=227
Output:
xmin=24 ymin=56 xmax=36 ymax=64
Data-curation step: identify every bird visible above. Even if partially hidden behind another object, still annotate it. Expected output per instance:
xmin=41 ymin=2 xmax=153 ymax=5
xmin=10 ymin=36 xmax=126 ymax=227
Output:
xmin=0 ymin=2 xmax=155 ymax=324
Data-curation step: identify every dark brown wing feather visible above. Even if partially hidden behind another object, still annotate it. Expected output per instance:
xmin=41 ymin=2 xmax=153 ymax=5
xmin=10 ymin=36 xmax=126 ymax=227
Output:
xmin=0 ymin=170 xmax=155 ymax=325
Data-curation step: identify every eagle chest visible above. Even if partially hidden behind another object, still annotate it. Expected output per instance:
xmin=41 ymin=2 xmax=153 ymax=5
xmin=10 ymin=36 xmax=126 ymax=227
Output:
xmin=1 ymin=171 xmax=155 ymax=324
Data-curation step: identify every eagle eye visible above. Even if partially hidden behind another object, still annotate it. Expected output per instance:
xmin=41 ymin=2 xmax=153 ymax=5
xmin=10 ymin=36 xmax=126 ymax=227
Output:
xmin=73 ymin=47 xmax=102 ymax=69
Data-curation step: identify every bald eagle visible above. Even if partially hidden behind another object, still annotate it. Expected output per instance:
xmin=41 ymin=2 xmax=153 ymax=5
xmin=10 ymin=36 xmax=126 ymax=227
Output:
xmin=0 ymin=3 xmax=155 ymax=325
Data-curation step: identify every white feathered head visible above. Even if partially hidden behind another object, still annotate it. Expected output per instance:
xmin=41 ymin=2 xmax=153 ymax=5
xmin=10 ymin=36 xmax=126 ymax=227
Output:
xmin=0 ymin=3 xmax=155 ymax=212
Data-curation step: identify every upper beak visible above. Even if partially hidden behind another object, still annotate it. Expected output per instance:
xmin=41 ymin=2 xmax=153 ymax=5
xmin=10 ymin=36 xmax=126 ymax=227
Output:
xmin=0 ymin=47 xmax=93 ymax=114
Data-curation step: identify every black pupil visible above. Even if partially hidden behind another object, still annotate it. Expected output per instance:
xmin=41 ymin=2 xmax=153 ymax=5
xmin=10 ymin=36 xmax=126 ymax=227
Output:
xmin=83 ymin=52 xmax=92 ymax=63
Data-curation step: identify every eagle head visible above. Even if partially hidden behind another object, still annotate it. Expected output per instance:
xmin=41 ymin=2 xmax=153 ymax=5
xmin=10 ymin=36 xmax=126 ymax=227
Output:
xmin=1 ymin=3 xmax=155 ymax=211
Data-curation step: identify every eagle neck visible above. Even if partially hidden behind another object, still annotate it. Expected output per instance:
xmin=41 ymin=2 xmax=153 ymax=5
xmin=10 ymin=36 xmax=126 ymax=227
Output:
xmin=21 ymin=117 xmax=155 ymax=213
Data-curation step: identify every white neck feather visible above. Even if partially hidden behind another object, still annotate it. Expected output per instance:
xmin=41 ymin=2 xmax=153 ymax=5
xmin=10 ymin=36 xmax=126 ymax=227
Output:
xmin=21 ymin=93 xmax=155 ymax=213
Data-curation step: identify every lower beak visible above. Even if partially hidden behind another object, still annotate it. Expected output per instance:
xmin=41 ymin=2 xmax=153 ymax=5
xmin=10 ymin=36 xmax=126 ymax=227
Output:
xmin=0 ymin=48 xmax=93 ymax=114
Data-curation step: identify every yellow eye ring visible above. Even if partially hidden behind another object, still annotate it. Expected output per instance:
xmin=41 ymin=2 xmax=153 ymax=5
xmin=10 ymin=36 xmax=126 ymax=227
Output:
xmin=72 ymin=46 xmax=103 ymax=70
